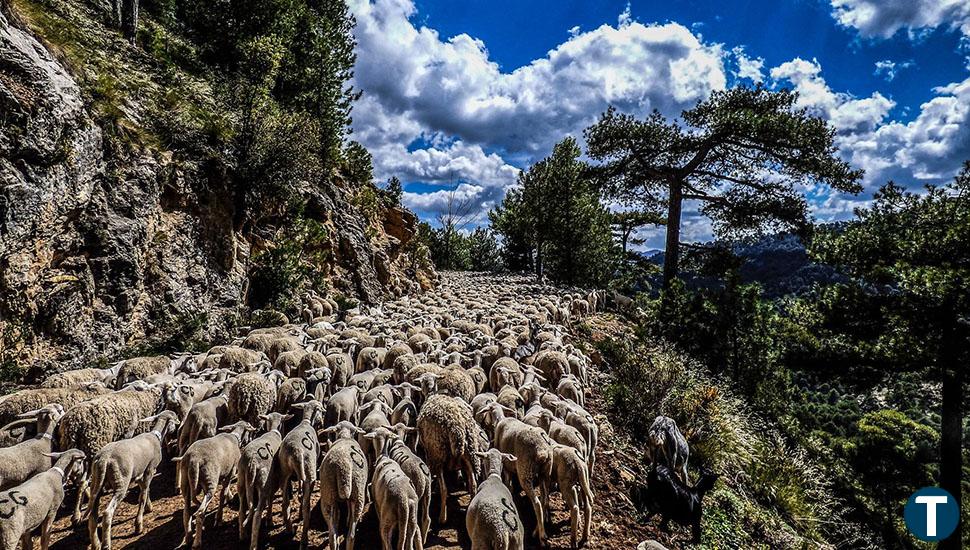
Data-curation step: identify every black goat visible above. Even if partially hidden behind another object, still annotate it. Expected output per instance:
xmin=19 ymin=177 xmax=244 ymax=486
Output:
xmin=637 ymin=464 xmax=718 ymax=544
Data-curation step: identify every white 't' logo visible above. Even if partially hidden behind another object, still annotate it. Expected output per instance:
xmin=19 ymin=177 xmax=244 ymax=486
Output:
xmin=915 ymin=495 xmax=949 ymax=536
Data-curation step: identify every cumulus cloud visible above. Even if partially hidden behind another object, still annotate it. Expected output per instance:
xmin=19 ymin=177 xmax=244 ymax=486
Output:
xmin=830 ymin=0 xmax=970 ymax=39
xmin=873 ymin=59 xmax=914 ymax=81
xmin=771 ymin=57 xmax=970 ymax=201
xmin=844 ymin=77 xmax=970 ymax=186
xmin=348 ymin=0 xmax=727 ymax=220
xmin=770 ymin=57 xmax=896 ymax=136
xmin=732 ymin=47 xmax=765 ymax=83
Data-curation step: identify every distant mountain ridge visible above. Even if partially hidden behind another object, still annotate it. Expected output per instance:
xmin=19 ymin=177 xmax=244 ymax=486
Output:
xmin=647 ymin=233 xmax=847 ymax=297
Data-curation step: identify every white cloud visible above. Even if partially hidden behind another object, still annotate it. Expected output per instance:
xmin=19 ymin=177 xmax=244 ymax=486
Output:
xmin=618 ymin=2 xmax=633 ymax=28
xmin=349 ymin=0 xmax=727 ymax=220
xmin=732 ymin=47 xmax=765 ymax=83
xmin=844 ymin=77 xmax=970 ymax=186
xmin=771 ymin=57 xmax=970 ymax=201
xmin=403 ymin=182 xmax=490 ymax=222
xmin=873 ymin=59 xmax=914 ymax=81
xmin=830 ymin=0 xmax=970 ymax=39
xmin=770 ymin=57 xmax=895 ymax=134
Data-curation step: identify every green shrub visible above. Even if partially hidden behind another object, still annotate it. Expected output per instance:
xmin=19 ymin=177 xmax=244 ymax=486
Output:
xmin=247 ymin=215 xmax=332 ymax=313
xmin=0 ymin=321 xmax=27 ymax=385
xmin=124 ymin=311 xmax=213 ymax=356
xmin=601 ymin=339 xmax=863 ymax=547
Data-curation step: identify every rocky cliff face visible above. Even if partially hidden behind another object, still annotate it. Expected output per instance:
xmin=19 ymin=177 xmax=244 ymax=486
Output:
xmin=0 ymin=6 xmax=434 ymax=375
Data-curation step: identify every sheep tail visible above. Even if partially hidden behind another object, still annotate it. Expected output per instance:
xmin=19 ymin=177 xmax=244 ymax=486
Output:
xmin=336 ymin=464 xmax=353 ymax=501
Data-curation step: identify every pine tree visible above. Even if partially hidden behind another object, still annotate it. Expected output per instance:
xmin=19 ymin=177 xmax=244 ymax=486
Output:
xmin=586 ymin=86 xmax=862 ymax=289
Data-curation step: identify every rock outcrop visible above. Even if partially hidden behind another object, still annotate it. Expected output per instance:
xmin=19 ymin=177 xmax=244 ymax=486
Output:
xmin=0 ymin=6 xmax=434 ymax=375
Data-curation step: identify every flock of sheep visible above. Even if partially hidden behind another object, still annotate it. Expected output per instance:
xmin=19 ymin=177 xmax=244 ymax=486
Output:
xmin=0 ymin=272 xmax=715 ymax=550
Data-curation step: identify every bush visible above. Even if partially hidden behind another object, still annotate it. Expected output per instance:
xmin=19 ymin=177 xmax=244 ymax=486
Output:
xmin=0 ymin=320 xmax=27 ymax=386
xmin=124 ymin=311 xmax=214 ymax=356
xmin=247 ymin=215 xmax=332 ymax=313
xmin=600 ymin=339 xmax=865 ymax=547
xmin=640 ymin=279 xmax=794 ymax=417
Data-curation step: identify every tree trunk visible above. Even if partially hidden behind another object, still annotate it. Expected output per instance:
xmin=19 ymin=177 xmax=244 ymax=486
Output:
xmin=662 ymin=180 xmax=683 ymax=290
xmin=939 ymin=362 xmax=963 ymax=550
xmin=536 ymin=241 xmax=544 ymax=282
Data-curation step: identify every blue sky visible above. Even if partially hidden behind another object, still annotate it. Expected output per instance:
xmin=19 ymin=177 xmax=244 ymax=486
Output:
xmin=347 ymin=0 xmax=970 ymax=247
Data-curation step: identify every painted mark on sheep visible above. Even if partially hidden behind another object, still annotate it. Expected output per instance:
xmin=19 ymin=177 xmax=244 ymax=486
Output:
xmin=301 ymin=432 xmax=317 ymax=452
xmin=257 ymin=442 xmax=273 ymax=461
xmin=0 ymin=491 xmax=28 ymax=519
xmin=350 ymin=449 xmax=366 ymax=469
xmin=500 ymin=497 xmax=518 ymax=531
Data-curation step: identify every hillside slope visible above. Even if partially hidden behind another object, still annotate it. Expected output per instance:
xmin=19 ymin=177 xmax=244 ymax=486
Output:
xmin=0 ymin=0 xmax=435 ymax=375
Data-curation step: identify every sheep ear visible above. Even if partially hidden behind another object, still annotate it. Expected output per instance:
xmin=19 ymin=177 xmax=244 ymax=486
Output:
xmin=43 ymin=451 xmax=64 ymax=459
xmin=283 ymin=414 xmax=295 ymax=421
xmin=138 ymin=414 xmax=159 ymax=424
xmin=17 ymin=408 xmax=42 ymax=419
xmin=363 ymin=433 xmax=376 ymax=440
xmin=502 ymin=453 xmax=518 ymax=462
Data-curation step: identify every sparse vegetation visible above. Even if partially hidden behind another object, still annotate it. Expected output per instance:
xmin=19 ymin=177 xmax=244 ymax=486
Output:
xmin=248 ymin=215 xmax=333 ymax=314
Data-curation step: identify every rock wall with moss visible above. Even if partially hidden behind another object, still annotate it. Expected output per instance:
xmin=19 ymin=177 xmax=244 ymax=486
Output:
xmin=0 ymin=0 xmax=436 ymax=377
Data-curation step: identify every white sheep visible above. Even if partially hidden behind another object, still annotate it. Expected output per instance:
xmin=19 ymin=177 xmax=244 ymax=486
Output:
xmin=369 ymin=436 xmax=421 ymax=550
xmin=319 ymin=421 xmax=369 ymax=550
xmin=86 ymin=410 xmax=180 ymax=550
xmin=416 ymin=394 xmax=480 ymax=524
xmin=237 ymin=412 xmax=291 ymax=550
xmin=0 ymin=449 xmax=86 ymax=550
xmin=274 ymin=400 xmax=325 ymax=549
xmin=175 ymin=420 xmax=256 ymax=549
xmin=0 ymin=404 xmax=63 ymax=491
xmin=466 ymin=448 xmax=525 ymax=550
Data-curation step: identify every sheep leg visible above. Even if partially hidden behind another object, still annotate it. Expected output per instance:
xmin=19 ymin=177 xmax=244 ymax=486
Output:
xmin=40 ymin=515 xmax=53 ymax=550
xmin=103 ymin=491 xmax=124 ymax=550
xmin=525 ymin=483 xmax=546 ymax=546
xmin=569 ymin=503 xmax=579 ymax=549
xmin=322 ymin=504 xmax=337 ymax=550
xmin=136 ymin=477 xmax=152 ymax=533
xmin=282 ymin=476 xmax=294 ymax=533
xmin=193 ymin=492 xmax=214 ymax=549
xmin=20 ymin=531 xmax=32 ymax=550
xmin=541 ymin=478 xmax=552 ymax=526
xmin=347 ymin=501 xmax=360 ymax=550
xmin=380 ymin=519 xmax=393 ymax=550
xmin=88 ymin=487 xmax=102 ymax=550
xmin=144 ymin=486 xmax=154 ymax=514
xmin=300 ymin=477 xmax=312 ymax=550
xmin=237 ymin=486 xmax=248 ymax=541
xmin=72 ymin=474 xmax=90 ymax=525
xmin=462 ymin=455 xmax=478 ymax=495
xmin=179 ymin=488 xmax=193 ymax=547
xmin=436 ymin=471 xmax=448 ymax=524
xmin=250 ymin=493 xmax=270 ymax=550
xmin=217 ymin=483 xmax=229 ymax=525
xmin=420 ymin=489 xmax=431 ymax=544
